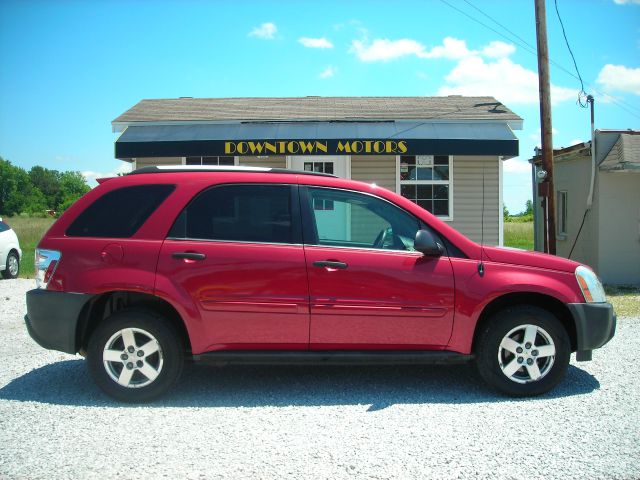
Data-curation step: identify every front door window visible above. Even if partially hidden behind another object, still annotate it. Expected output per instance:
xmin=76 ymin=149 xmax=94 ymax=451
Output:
xmin=305 ymin=187 xmax=420 ymax=251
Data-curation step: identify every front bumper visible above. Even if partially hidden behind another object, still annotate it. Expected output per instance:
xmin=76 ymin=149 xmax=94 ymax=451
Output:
xmin=25 ymin=289 xmax=94 ymax=355
xmin=567 ymin=302 xmax=616 ymax=361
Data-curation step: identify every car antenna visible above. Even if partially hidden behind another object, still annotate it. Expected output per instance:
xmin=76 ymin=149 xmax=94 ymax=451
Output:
xmin=478 ymin=166 xmax=485 ymax=277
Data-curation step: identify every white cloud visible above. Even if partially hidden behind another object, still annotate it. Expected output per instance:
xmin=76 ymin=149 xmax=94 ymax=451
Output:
xmin=248 ymin=22 xmax=277 ymax=40
xmin=596 ymin=64 xmax=640 ymax=95
xmin=503 ymin=158 xmax=532 ymax=174
xmin=613 ymin=0 xmax=640 ymax=4
xmin=319 ymin=66 xmax=335 ymax=78
xmin=569 ymin=138 xmax=584 ymax=146
xmin=350 ymin=38 xmax=428 ymax=62
xmin=481 ymin=41 xmax=516 ymax=59
xmin=299 ymin=37 xmax=333 ymax=49
xmin=349 ymin=34 xmax=575 ymax=105
xmin=422 ymin=37 xmax=473 ymax=59
xmin=82 ymin=163 xmax=132 ymax=187
xmin=438 ymin=56 xmax=576 ymax=105
xmin=349 ymin=36 xmax=514 ymax=63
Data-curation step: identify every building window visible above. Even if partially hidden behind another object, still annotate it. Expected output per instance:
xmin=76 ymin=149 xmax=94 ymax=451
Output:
xmin=303 ymin=161 xmax=333 ymax=175
xmin=185 ymin=156 xmax=235 ymax=166
xmin=557 ymin=190 xmax=568 ymax=237
xmin=399 ymin=155 xmax=451 ymax=218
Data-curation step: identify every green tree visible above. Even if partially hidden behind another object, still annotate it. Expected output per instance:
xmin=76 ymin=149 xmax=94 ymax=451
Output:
xmin=524 ymin=199 xmax=533 ymax=216
xmin=1 ymin=156 xmax=90 ymax=216
xmin=0 ymin=158 xmax=17 ymax=214
xmin=0 ymin=158 xmax=47 ymax=215
xmin=57 ymin=171 xmax=90 ymax=211
xmin=29 ymin=166 xmax=61 ymax=206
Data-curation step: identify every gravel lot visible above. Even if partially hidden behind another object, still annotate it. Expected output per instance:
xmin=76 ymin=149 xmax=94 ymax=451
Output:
xmin=1 ymin=278 xmax=639 ymax=480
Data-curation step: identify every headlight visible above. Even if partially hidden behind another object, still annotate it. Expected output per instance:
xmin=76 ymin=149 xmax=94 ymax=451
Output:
xmin=575 ymin=266 xmax=607 ymax=303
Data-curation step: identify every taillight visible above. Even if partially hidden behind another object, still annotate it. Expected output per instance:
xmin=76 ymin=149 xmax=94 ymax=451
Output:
xmin=35 ymin=249 xmax=61 ymax=289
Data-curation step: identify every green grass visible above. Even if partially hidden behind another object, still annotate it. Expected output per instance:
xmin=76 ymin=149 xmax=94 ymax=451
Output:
xmin=4 ymin=216 xmax=55 ymax=278
xmin=605 ymin=285 xmax=640 ymax=317
xmin=503 ymin=221 xmax=534 ymax=250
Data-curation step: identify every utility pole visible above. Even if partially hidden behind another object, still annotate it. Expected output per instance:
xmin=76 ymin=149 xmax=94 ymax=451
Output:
xmin=534 ymin=0 xmax=557 ymax=255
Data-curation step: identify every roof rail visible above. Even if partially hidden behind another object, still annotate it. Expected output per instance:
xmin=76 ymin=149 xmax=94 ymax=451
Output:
xmin=129 ymin=165 xmax=337 ymax=177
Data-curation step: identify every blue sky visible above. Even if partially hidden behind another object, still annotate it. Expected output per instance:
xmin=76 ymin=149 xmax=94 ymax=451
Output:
xmin=1 ymin=0 xmax=639 ymax=213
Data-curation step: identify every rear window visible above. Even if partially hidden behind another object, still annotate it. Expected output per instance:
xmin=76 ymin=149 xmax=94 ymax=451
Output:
xmin=66 ymin=184 xmax=175 ymax=238
xmin=169 ymin=184 xmax=295 ymax=244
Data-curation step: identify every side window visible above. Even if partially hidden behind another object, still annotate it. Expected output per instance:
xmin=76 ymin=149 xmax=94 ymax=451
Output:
xmin=305 ymin=187 xmax=420 ymax=251
xmin=66 ymin=184 xmax=175 ymax=238
xmin=0 ymin=222 xmax=9 ymax=233
xmin=169 ymin=184 xmax=296 ymax=244
xmin=557 ymin=190 xmax=568 ymax=237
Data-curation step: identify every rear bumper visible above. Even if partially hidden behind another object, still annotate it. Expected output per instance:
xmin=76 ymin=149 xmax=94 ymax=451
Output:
xmin=25 ymin=289 xmax=94 ymax=355
xmin=567 ymin=302 xmax=616 ymax=361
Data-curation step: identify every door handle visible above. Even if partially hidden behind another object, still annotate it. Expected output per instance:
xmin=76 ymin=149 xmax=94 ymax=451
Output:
xmin=313 ymin=260 xmax=348 ymax=269
xmin=172 ymin=252 xmax=207 ymax=260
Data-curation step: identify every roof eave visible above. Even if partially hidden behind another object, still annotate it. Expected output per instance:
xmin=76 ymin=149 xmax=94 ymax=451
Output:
xmin=113 ymin=118 xmax=523 ymax=134
xmin=600 ymin=162 xmax=640 ymax=172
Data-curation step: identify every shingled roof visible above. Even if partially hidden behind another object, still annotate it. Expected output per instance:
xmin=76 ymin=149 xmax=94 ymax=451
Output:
xmin=600 ymin=132 xmax=640 ymax=172
xmin=112 ymin=96 xmax=522 ymax=124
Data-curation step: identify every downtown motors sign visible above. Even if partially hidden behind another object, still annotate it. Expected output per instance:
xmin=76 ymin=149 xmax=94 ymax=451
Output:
xmin=224 ymin=139 xmax=408 ymax=155
xmin=116 ymin=133 xmax=518 ymax=158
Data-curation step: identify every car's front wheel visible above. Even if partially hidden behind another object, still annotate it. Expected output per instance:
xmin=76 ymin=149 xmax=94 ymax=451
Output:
xmin=475 ymin=305 xmax=570 ymax=396
xmin=87 ymin=309 xmax=184 ymax=402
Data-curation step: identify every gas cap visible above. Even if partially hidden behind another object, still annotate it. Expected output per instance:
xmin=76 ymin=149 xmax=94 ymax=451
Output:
xmin=101 ymin=243 xmax=124 ymax=264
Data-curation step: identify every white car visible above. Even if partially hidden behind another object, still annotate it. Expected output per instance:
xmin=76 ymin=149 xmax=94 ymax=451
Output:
xmin=0 ymin=218 xmax=21 ymax=279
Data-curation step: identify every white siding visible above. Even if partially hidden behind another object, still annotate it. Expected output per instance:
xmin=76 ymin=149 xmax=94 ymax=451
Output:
xmin=350 ymin=155 xmax=396 ymax=192
xmin=552 ymin=156 xmax=598 ymax=267
xmin=597 ymin=172 xmax=640 ymax=284
xmin=239 ymin=156 xmax=286 ymax=168
xmin=446 ymin=156 xmax=500 ymax=245
xmin=135 ymin=157 xmax=182 ymax=168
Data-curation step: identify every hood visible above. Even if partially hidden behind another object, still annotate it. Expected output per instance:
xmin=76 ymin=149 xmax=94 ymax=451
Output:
xmin=482 ymin=246 xmax=581 ymax=273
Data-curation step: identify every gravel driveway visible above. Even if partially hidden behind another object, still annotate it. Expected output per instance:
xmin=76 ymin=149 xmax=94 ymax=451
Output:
xmin=1 ymin=278 xmax=639 ymax=479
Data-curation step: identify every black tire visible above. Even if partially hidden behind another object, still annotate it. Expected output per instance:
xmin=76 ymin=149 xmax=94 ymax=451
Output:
xmin=475 ymin=305 xmax=570 ymax=397
xmin=87 ymin=309 xmax=184 ymax=402
xmin=1 ymin=251 xmax=19 ymax=279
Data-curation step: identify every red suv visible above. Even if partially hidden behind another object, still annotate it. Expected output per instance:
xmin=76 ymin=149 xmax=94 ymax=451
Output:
xmin=25 ymin=166 xmax=616 ymax=401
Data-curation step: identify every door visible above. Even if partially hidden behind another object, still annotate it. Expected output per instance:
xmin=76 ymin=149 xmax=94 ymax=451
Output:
xmin=301 ymin=186 xmax=455 ymax=349
xmin=156 ymin=183 xmax=310 ymax=354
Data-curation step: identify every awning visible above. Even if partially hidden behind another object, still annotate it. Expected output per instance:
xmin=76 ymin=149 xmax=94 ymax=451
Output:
xmin=115 ymin=121 xmax=519 ymax=158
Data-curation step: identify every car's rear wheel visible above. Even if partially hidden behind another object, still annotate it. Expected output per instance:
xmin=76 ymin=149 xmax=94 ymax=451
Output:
xmin=475 ymin=305 xmax=570 ymax=396
xmin=2 ymin=251 xmax=19 ymax=279
xmin=87 ymin=309 xmax=184 ymax=402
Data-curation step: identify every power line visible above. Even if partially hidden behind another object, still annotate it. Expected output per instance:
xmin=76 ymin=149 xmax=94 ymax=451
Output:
xmin=439 ymin=0 xmax=539 ymax=57
xmin=460 ymin=0 xmax=539 ymax=55
xmin=553 ymin=0 xmax=588 ymax=107
xmin=439 ymin=0 xmax=640 ymax=121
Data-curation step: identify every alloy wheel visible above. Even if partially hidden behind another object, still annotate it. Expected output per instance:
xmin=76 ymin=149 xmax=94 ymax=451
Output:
xmin=103 ymin=327 xmax=164 ymax=388
xmin=498 ymin=324 xmax=556 ymax=384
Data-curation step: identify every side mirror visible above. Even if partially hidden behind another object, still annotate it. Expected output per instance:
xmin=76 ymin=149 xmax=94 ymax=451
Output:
xmin=414 ymin=229 xmax=445 ymax=257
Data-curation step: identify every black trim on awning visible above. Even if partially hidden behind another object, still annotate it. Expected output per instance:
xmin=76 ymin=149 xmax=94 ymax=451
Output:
xmin=115 ymin=121 xmax=519 ymax=158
